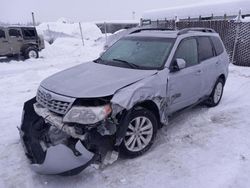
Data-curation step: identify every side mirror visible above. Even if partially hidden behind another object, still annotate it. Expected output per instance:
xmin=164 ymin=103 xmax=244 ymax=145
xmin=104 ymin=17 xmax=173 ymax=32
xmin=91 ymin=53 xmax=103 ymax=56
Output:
xmin=176 ymin=58 xmax=186 ymax=69
xmin=99 ymin=51 xmax=104 ymax=57
xmin=171 ymin=58 xmax=186 ymax=72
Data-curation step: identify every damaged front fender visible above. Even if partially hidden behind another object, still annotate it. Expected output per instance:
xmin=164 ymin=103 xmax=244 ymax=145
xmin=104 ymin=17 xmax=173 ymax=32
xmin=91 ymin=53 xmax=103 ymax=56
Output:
xmin=111 ymin=69 xmax=170 ymax=125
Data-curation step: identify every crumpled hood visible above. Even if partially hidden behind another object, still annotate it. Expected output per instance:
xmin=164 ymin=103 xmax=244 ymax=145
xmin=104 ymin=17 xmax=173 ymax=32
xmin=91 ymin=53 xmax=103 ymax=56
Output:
xmin=41 ymin=62 xmax=158 ymax=98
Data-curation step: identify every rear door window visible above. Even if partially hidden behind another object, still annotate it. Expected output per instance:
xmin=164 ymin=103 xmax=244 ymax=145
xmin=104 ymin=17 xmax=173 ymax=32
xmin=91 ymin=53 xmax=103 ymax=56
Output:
xmin=22 ymin=28 xmax=37 ymax=39
xmin=197 ymin=37 xmax=214 ymax=62
xmin=0 ymin=29 xmax=5 ymax=38
xmin=9 ymin=29 xmax=22 ymax=37
xmin=174 ymin=38 xmax=198 ymax=67
xmin=210 ymin=36 xmax=224 ymax=55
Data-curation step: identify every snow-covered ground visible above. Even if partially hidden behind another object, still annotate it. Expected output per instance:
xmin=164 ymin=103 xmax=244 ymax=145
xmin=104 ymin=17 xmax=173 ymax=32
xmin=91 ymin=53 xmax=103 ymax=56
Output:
xmin=1 ymin=22 xmax=250 ymax=188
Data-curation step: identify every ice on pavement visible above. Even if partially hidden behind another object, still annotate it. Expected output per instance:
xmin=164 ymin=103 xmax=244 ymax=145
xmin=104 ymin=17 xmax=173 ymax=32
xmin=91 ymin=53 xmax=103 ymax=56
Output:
xmin=1 ymin=21 xmax=250 ymax=188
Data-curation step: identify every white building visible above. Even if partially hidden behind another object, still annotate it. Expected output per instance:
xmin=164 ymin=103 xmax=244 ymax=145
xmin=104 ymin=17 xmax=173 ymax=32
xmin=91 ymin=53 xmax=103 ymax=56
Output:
xmin=142 ymin=0 xmax=250 ymax=21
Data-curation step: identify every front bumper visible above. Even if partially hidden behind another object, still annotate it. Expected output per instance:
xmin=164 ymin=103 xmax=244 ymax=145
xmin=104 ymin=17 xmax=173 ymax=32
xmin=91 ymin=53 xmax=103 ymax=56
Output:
xmin=19 ymin=98 xmax=95 ymax=175
xmin=30 ymin=142 xmax=94 ymax=175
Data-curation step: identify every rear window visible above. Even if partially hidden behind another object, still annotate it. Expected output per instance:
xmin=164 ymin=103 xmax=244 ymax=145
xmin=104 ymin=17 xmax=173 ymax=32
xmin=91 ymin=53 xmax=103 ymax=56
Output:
xmin=9 ymin=29 xmax=21 ymax=37
xmin=210 ymin=36 xmax=224 ymax=55
xmin=197 ymin=37 xmax=214 ymax=62
xmin=0 ymin=29 xmax=5 ymax=38
xmin=22 ymin=28 xmax=37 ymax=39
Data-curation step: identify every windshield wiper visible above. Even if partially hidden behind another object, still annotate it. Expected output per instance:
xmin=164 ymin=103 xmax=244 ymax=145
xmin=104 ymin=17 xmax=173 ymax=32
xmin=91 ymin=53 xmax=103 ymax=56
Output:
xmin=93 ymin=58 xmax=102 ymax=63
xmin=112 ymin=58 xmax=141 ymax=69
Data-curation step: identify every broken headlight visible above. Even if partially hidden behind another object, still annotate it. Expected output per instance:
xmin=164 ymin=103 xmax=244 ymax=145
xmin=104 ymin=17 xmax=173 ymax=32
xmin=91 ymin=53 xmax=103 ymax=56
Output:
xmin=63 ymin=104 xmax=112 ymax=125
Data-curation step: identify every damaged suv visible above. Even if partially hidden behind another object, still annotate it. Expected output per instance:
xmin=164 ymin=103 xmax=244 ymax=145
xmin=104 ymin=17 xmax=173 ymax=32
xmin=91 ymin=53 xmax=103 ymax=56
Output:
xmin=19 ymin=27 xmax=229 ymax=175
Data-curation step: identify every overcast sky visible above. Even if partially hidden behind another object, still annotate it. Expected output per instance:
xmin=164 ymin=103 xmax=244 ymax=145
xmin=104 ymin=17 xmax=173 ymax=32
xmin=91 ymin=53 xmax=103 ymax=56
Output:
xmin=1 ymin=0 xmax=240 ymax=23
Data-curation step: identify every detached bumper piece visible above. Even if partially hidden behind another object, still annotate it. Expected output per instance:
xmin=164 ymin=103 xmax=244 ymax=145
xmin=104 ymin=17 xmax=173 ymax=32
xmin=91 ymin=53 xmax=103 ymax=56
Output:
xmin=19 ymin=98 xmax=95 ymax=175
xmin=31 ymin=142 xmax=94 ymax=175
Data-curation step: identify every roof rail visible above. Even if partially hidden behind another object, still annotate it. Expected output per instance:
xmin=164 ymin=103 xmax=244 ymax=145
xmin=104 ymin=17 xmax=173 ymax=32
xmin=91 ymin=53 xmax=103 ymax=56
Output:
xmin=129 ymin=27 xmax=174 ymax=34
xmin=177 ymin=27 xmax=216 ymax=35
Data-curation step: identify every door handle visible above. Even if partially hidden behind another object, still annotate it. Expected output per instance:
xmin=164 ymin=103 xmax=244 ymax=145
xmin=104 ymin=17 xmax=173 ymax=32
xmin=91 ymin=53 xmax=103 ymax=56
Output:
xmin=2 ymin=40 xmax=8 ymax=43
xmin=196 ymin=70 xmax=202 ymax=75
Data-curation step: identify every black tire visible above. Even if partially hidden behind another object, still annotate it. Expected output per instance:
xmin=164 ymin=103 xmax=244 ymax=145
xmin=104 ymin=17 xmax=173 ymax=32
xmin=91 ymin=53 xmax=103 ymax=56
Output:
xmin=120 ymin=108 xmax=158 ymax=158
xmin=24 ymin=47 xmax=39 ymax=59
xmin=205 ymin=78 xmax=224 ymax=107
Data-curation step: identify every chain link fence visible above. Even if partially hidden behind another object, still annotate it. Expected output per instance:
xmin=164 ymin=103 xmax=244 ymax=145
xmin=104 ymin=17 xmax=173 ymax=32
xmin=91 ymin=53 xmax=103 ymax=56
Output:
xmin=142 ymin=19 xmax=250 ymax=66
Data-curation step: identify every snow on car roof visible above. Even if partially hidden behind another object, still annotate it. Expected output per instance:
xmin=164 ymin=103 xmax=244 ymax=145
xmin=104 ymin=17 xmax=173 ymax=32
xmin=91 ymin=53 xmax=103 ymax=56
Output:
xmin=143 ymin=0 xmax=250 ymax=21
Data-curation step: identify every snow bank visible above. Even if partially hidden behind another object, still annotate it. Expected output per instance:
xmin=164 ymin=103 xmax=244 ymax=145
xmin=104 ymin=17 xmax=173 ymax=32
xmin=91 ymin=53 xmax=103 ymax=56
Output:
xmin=37 ymin=18 xmax=103 ymax=43
xmin=40 ymin=36 xmax=104 ymax=60
xmin=35 ymin=19 xmax=105 ymax=59
xmin=143 ymin=0 xmax=250 ymax=20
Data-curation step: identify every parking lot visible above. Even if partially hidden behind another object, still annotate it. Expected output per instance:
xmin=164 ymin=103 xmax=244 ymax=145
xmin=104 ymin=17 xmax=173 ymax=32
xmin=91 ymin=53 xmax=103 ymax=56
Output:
xmin=1 ymin=32 xmax=250 ymax=187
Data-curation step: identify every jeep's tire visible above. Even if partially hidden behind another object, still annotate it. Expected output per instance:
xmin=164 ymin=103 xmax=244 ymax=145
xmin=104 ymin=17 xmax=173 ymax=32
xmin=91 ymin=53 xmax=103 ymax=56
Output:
xmin=120 ymin=108 xmax=158 ymax=158
xmin=206 ymin=78 xmax=224 ymax=107
xmin=24 ymin=47 xmax=39 ymax=59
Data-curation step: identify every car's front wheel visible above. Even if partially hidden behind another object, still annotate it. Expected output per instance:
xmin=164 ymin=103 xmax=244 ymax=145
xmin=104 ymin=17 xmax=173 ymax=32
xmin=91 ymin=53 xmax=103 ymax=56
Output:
xmin=120 ymin=108 xmax=158 ymax=158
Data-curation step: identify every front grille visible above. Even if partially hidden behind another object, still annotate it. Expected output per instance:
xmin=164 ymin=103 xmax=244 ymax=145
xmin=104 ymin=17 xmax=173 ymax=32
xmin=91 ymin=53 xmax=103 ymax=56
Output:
xmin=36 ymin=87 xmax=75 ymax=115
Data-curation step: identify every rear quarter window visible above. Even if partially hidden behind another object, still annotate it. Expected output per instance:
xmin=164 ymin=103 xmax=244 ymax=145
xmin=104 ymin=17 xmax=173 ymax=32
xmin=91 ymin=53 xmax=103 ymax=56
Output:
xmin=22 ymin=28 xmax=37 ymax=39
xmin=197 ymin=37 xmax=214 ymax=62
xmin=210 ymin=36 xmax=224 ymax=55
xmin=0 ymin=29 xmax=5 ymax=38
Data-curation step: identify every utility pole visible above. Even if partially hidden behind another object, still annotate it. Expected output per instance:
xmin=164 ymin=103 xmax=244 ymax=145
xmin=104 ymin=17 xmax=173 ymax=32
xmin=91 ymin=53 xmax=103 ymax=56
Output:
xmin=31 ymin=12 xmax=36 ymax=26
xmin=79 ymin=22 xmax=85 ymax=47
xmin=132 ymin=11 xmax=136 ymax=20
xmin=232 ymin=9 xmax=242 ymax=64
xmin=104 ymin=22 xmax=107 ymax=43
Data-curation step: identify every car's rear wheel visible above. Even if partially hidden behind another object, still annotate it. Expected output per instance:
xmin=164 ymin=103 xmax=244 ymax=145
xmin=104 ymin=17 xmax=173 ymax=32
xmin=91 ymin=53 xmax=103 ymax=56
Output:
xmin=24 ymin=47 xmax=39 ymax=59
xmin=120 ymin=108 xmax=158 ymax=158
xmin=206 ymin=78 xmax=224 ymax=107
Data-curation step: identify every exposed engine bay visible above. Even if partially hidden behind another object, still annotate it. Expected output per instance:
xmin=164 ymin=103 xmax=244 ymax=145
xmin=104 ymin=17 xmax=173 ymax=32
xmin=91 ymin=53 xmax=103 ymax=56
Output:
xmin=19 ymin=97 xmax=125 ymax=175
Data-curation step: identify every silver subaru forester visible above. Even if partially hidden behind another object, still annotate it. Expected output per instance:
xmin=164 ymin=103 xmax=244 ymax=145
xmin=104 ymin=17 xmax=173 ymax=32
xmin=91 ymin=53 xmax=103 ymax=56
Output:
xmin=19 ymin=27 xmax=229 ymax=175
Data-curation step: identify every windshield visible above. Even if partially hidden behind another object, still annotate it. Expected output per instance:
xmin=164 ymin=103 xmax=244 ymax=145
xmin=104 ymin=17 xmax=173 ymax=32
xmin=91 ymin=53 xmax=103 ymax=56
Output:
xmin=98 ymin=37 xmax=175 ymax=69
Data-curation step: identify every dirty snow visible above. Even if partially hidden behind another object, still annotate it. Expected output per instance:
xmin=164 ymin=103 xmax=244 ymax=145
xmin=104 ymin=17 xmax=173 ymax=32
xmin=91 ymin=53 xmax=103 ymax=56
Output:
xmin=1 ymin=22 xmax=250 ymax=188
